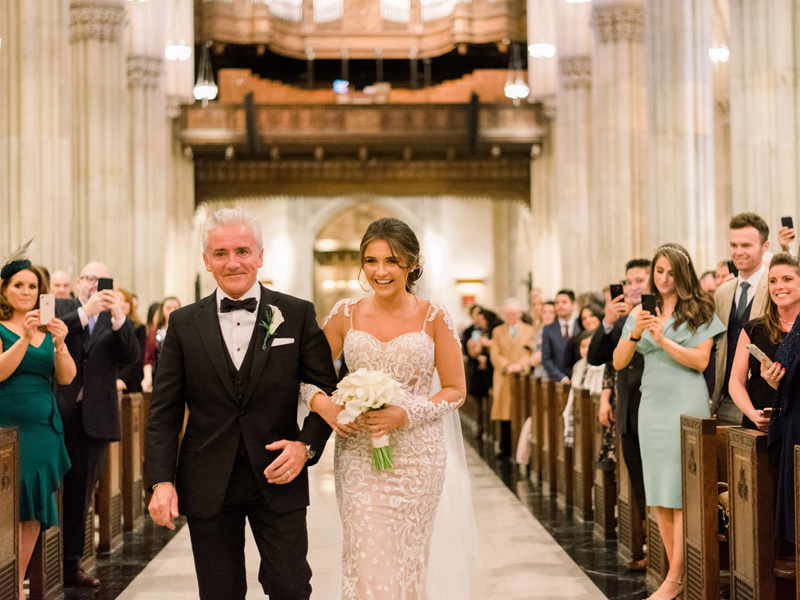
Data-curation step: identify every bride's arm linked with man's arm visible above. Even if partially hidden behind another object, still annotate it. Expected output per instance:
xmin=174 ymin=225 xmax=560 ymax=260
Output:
xmin=299 ymin=301 xmax=465 ymax=431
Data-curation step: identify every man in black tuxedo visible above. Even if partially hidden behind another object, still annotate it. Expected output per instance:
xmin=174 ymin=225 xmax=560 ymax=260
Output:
xmin=541 ymin=289 xmax=578 ymax=382
xmin=587 ymin=258 xmax=650 ymax=569
xmin=56 ymin=262 xmax=141 ymax=587
xmin=146 ymin=208 xmax=337 ymax=600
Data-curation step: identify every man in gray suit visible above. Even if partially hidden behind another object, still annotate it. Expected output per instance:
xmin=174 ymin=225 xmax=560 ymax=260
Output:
xmin=712 ymin=213 xmax=771 ymax=425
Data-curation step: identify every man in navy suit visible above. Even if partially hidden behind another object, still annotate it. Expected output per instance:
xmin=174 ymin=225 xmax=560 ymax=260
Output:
xmin=56 ymin=262 xmax=140 ymax=587
xmin=541 ymin=289 xmax=578 ymax=382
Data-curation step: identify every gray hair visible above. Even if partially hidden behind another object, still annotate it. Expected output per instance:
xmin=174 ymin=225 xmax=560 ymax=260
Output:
xmin=201 ymin=208 xmax=263 ymax=253
xmin=503 ymin=298 xmax=522 ymax=313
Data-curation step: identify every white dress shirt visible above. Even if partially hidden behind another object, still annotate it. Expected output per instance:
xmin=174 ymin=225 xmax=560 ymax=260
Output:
xmin=733 ymin=263 xmax=765 ymax=310
xmin=217 ymin=281 xmax=262 ymax=370
xmin=558 ymin=317 xmax=574 ymax=339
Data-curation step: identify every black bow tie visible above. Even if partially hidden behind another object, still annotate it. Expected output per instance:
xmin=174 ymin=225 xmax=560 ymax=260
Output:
xmin=220 ymin=297 xmax=257 ymax=313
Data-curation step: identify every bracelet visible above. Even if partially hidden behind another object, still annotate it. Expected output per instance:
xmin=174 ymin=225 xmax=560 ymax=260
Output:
xmin=55 ymin=345 xmax=69 ymax=355
xmin=629 ymin=335 xmax=641 ymax=342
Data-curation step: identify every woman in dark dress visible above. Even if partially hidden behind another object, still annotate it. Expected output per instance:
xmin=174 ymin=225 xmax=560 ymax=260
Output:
xmin=764 ymin=254 xmax=800 ymax=543
xmin=730 ymin=254 xmax=800 ymax=432
xmin=116 ymin=288 xmax=146 ymax=394
xmin=0 ymin=254 xmax=75 ymax=596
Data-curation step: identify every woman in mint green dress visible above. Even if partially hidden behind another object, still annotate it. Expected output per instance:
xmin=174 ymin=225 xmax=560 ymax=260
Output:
xmin=0 ymin=255 xmax=74 ymax=597
xmin=614 ymin=244 xmax=724 ymax=600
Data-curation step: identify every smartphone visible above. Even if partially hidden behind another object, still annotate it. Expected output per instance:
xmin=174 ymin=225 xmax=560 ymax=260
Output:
xmin=746 ymin=343 xmax=774 ymax=368
xmin=727 ymin=260 xmax=739 ymax=278
xmin=610 ymin=283 xmax=624 ymax=301
xmin=782 ymin=216 xmax=794 ymax=230
xmin=97 ymin=277 xmax=114 ymax=293
xmin=641 ymin=293 xmax=657 ymax=315
xmin=39 ymin=294 xmax=55 ymax=325
xmin=762 ymin=407 xmax=772 ymax=417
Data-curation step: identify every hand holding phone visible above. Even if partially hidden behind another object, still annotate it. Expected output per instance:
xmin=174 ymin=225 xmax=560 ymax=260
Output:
xmin=610 ymin=283 xmax=624 ymax=301
xmin=727 ymin=260 xmax=739 ymax=278
xmin=641 ymin=294 xmax=657 ymax=315
xmin=782 ymin=216 xmax=794 ymax=231
xmin=39 ymin=294 xmax=55 ymax=325
xmin=746 ymin=343 xmax=774 ymax=368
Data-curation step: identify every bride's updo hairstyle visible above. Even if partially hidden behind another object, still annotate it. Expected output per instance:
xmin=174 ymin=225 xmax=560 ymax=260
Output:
xmin=359 ymin=218 xmax=424 ymax=294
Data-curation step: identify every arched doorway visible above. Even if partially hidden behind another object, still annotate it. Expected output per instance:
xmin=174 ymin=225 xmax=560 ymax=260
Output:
xmin=314 ymin=202 xmax=395 ymax=321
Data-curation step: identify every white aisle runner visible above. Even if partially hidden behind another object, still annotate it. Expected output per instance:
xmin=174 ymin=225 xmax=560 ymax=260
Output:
xmin=116 ymin=442 xmax=606 ymax=600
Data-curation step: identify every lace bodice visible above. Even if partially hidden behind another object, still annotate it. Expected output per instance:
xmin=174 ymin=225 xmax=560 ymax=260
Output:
xmin=323 ymin=298 xmax=462 ymax=600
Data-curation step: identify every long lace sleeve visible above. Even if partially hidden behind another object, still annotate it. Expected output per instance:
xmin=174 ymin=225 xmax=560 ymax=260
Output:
xmin=401 ymin=302 xmax=465 ymax=427
xmin=299 ymin=382 xmax=324 ymax=409
xmin=402 ymin=395 xmax=461 ymax=427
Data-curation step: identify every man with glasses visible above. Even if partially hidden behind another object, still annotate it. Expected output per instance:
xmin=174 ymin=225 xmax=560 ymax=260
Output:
xmin=56 ymin=262 xmax=140 ymax=587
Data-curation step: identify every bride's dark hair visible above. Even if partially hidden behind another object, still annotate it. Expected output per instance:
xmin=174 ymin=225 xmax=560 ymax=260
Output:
xmin=359 ymin=218 xmax=424 ymax=294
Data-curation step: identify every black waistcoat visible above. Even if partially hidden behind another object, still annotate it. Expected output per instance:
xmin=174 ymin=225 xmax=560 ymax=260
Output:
xmin=723 ymin=292 xmax=753 ymax=396
xmin=219 ymin=318 xmax=260 ymax=459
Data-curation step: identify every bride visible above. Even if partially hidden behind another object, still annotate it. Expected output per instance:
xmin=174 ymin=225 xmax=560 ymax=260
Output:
xmin=303 ymin=217 xmax=474 ymax=600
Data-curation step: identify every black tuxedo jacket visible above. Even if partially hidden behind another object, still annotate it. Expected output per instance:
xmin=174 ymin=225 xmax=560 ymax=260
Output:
xmin=145 ymin=286 xmax=337 ymax=518
xmin=586 ymin=318 xmax=643 ymax=435
xmin=56 ymin=297 xmax=141 ymax=440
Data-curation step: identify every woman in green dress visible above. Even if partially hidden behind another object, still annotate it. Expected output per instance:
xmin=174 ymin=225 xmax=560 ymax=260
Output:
xmin=614 ymin=244 xmax=724 ymax=600
xmin=0 ymin=253 xmax=74 ymax=597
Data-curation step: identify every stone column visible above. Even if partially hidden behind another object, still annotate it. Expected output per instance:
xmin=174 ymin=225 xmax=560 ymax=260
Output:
xmin=0 ymin=0 xmax=74 ymax=272
xmin=70 ymin=0 xmax=131 ymax=281
xmin=527 ymin=0 xmax=560 ymax=296
xmin=126 ymin=0 xmax=169 ymax=307
xmin=493 ymin=201 xmax=521 ymax=303
xmin=729 ymin=0 xmax=799 ymax=239
xmin=163 ymin=143 xmax=198 ymax=305
xmin=555 ymin=0 xmax=594 ymax=291
xmin=645 ymin=0 xmax=716 ymax=267
xmin=590 ymin=1 xmax=647 ymax=280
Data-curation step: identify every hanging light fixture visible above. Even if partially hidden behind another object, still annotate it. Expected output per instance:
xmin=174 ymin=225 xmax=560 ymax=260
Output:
xmin=165 ymin=0 xmax=192 ymax=61
xmin=504 ymin=43 xmax=529 ymax=106
xmin=528 ymin=42 xmax=556 ymax=58
xmin=709 ymin=0 xmax=729 ymax=64
xmin=194 ymin=41 xmax=218 ymax=106
xmin=166 ymin=40 xmax=192 ymax=62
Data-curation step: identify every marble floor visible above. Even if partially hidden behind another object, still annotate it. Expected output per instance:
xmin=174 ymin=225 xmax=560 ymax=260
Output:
xmin=78 ymin=440 xmax=609 ymax=600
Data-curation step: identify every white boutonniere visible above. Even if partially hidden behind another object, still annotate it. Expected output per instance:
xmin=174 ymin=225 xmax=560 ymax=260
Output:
xmin=259 ymin=305 xmax=284 ymax=350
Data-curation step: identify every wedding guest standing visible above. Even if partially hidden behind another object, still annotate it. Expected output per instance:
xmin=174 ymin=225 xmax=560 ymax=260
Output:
xmin=614 ymin=244 xmax=724 ymax=600
xmin=116 ymin=288 xmax=147 ymax=394
xmin=490 ymin=298 xmax=534 ymax=458
xmin=729 ymin=254 xmax=800 ymax=431
xmin=56 ymin=262 xmax=140 ymax=588
xmin=0 ymin=250 xmax=74 ymax=597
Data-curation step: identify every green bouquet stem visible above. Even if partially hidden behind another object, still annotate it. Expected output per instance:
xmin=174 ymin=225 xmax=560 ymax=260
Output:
xmin=372 ymin=445 xmax=394 ymax=471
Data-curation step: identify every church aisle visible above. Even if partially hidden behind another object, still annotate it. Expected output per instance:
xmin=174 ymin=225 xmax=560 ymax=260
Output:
xmin=115 ymin=441 xmax=607 ymax=600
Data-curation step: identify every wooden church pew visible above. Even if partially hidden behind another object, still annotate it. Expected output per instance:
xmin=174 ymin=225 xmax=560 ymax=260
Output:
xmin=616 ymin=423 xmax=644 ymax=566
xmin=122 ymin=393 xmax=145 ymax=533
xmin=572 ymin=388 xmax=594 ymax=521
xmin=97 ymin=440 xmax=123 ymax=553
xmin=555 ymin=382 xmax=573 ymax=507
xmin=28 ymin=491 xmax=63 ymax=600
xmin=529 ymin=377 xmax=544 ymax=482
xmin=680 ymin=416 xmax=721 ymax=600
xmin=592 ymin=393 xmax=616 ymax=541
xmin=0 ymin=427 xmax=19 ymax=600
xmin=541 ymin=380 xmax=558 ymax=495
xmin=727 ymin=427 xmax=777 ymax=600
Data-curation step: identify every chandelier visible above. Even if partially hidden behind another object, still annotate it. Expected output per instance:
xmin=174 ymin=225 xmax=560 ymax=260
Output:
xmin=504 ymin=43 xmax=529 ymax=105
xmin=166 ymin=41 xmax=192 ymax=61
xmin=193 ymin=42 xmax=218 ymax=106
xmin=528 ymin=43 xmax=556 ymax=58
xmin=709 ymin=0 xmax=729 ymax=64
xmin=709 ymin=46 xmax=729 ymax=63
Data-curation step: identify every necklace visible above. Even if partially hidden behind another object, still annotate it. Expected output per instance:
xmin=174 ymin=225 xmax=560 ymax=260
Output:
xmin=780 ymin=317 xmax=796 ymax=326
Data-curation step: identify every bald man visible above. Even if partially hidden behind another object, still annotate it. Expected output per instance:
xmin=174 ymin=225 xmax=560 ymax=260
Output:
xmin=56 ymin=262 xmax=140 ymax=587
xmin=51 ymin=270 xmax=74 ymax=299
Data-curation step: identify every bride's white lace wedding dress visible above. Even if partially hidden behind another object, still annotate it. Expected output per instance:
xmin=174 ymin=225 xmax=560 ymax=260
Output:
xmin=324 ymin=298 xmax=464 ymax=600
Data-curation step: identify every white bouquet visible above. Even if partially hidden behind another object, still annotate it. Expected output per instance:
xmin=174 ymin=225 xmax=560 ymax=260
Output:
xmin=332 ymin=368 xmax=406 ymax=470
